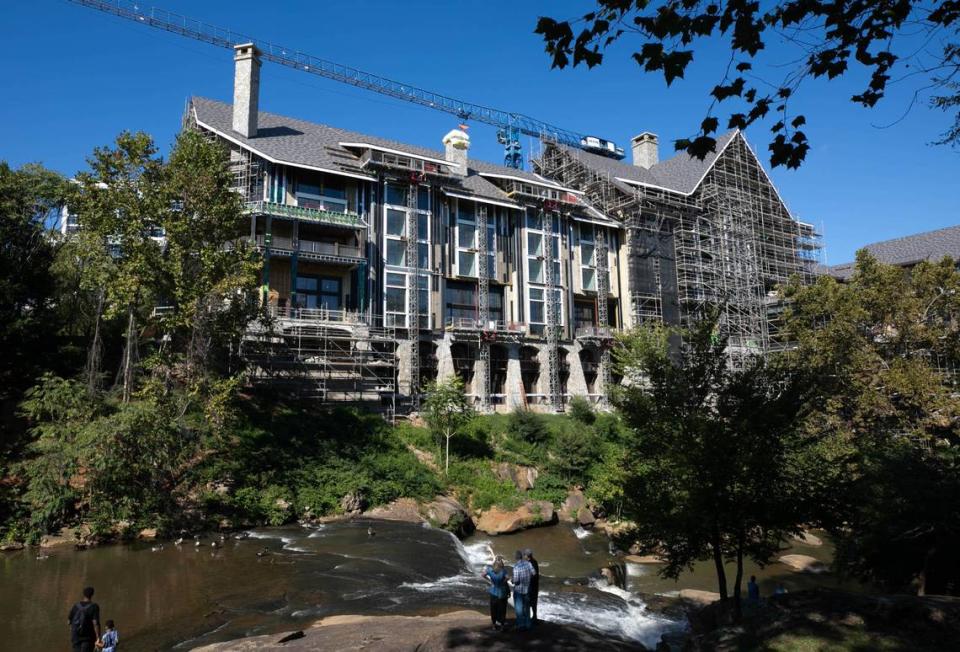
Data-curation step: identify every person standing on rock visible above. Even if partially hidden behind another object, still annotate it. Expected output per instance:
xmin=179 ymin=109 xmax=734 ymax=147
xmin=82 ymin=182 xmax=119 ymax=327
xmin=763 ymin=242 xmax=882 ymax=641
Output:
xmin=510 ymin=549 xmax=535 ymax=631
xmin=67 ymin=586 xmax=101 ymax=652
xmin=482 ymin=556 xmax=509 ymax=630
xmin=524 ymin=548 xmax=540 ymax=625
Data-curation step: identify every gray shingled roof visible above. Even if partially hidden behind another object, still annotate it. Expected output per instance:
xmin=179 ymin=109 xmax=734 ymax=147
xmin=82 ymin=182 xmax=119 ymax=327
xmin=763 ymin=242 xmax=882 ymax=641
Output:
xmin=191 ymin=97 xmax=519 ymax=205
xmin=555 ymin=130 xmax=739 ymax=196
xmin=823 ymin=225 xmax=960 ymax=280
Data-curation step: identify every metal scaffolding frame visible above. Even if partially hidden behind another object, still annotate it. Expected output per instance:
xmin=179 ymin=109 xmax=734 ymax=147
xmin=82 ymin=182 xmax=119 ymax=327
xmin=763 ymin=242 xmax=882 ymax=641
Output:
xmin=542 ymin=206 xmax=563 ymax=412
xmin=476 ymin=203 xmax=491 ymax=411
xmin=405 ymin=178 xmax=421 ymax=410
xmin=536 ymin=136 xmax=821 ymax=365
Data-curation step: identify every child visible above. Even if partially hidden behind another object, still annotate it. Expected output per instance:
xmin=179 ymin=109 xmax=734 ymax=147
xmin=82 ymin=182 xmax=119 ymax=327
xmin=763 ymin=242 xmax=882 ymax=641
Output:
xmin=98 ymin=620 xmax=119 ymax=652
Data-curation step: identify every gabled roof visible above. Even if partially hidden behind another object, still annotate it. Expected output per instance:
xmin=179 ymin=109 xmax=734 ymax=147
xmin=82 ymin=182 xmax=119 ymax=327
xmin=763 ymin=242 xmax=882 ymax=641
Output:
xmin=824 ymin=225 xmax=960 ymax=280
xmin=191 ymin=97 xmax=519 ymax=206
xmin=554 ymin=130 xmax=739 ymax=196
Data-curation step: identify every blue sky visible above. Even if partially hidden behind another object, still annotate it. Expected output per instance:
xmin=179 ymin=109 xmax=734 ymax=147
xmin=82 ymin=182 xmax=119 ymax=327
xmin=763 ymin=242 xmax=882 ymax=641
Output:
xmin=3 ymin=0 xmax=957 ymax=264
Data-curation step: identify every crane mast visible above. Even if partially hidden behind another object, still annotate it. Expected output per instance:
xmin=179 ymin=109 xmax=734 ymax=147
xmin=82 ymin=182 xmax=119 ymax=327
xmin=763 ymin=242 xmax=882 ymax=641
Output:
xmin=68 ymin=0 xmax=624 ymax=168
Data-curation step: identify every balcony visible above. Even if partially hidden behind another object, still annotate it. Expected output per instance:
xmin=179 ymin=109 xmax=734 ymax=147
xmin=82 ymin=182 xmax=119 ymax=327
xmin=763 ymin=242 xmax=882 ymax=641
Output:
xmin=254 ymin=235 xmax=364 ymax=264
xmin=444 ymin=317 xmax=528 ymax=338
xmin=270 ymin=306 xmax=366 ymax=326
xmin=245 ymin=201 xmax=363 ymax=229
xmin=575 ymin=325 xmax=615 ymax=340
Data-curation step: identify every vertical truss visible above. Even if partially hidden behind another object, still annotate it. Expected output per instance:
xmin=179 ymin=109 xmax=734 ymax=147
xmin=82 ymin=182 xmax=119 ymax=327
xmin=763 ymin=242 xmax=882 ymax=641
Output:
xmin=542 ymin=207 xmax=563 ymax=412
xmin=476 ymin=203 xmax=491 ymax=411
xmin=406 ymin=180 xmax=420 ymax=410
xmin=595 ymin=227 xmax=613 ymax=406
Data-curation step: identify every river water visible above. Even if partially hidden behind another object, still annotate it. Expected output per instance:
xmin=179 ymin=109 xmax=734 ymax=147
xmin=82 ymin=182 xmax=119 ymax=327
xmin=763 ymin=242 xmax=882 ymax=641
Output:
xmin=1 ymin=520 xmax=841 ymax=650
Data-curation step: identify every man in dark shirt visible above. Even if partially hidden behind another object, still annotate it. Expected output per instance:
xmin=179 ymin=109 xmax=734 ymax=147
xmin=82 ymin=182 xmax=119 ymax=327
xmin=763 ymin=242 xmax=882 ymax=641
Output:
xmin=524 ymin=548 xmax=540 ymax=625
xmin=67 ymin=586 xmax=101 ymax=652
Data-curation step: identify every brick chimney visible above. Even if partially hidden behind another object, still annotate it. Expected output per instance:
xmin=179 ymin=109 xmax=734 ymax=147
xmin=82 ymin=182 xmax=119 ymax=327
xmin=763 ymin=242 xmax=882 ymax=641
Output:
xmin=631 ymin=132 xmax=658 ymax=169
xmin=233 ymin=43 xmax=261 ymax=138
xmin=442 ymin=128 xmax=470 ymax=177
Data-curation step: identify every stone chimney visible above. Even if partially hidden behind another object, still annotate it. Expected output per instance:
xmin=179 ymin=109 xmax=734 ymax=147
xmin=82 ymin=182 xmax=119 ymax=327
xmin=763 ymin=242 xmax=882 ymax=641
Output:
xmin=442 ymin=128 xmax=470 ymax=176
xmin=631 ymin=132 xmax=659 ymax=169
xmin=232 ymin=43 xmax=261 ymax=138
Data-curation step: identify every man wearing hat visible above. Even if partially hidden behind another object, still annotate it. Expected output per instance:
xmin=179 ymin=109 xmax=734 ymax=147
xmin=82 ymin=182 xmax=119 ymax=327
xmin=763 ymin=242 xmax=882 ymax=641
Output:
xmin=524 ymin=548 xmax=541 ymax=625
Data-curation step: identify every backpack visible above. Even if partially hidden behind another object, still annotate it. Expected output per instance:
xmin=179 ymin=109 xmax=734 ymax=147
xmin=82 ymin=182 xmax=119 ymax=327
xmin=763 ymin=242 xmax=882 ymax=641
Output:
xmin=70 ymin=602 xmax=95 ymax=639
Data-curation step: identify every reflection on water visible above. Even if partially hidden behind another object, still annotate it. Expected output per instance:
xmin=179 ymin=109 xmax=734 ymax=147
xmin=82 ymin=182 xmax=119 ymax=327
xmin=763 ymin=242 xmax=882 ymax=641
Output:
xmin=0 ymin=520 xmax=843 ymax=651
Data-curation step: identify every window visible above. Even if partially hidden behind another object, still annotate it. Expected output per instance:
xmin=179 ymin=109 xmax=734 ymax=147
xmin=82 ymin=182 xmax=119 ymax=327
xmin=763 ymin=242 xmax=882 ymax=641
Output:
xmin=578 ymin=223 xmax=604 ymax=293
xmin=296 ymin=177 xmax=349 ymax=213
xmin=294 ymin=276 xmax=341 ymax=310
xmin=383 ymin=186 xmax=431 ymax=327
xmin=524 ymin=208 xmax=563 ymax=328
xmin=454 ymin=200 xmax=497 ymax=279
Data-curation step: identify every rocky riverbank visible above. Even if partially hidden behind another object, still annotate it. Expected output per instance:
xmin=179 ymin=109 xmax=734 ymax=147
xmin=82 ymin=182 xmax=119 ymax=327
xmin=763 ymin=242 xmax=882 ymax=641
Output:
xmin=191 ymin=610 xmax=648 ymax=651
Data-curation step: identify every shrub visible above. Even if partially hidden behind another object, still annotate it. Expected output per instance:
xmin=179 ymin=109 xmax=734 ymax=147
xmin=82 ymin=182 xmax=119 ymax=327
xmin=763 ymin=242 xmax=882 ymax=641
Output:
xmin=507 ymin=408 xmax=549 ymax=445
xmin=448 ymin=460 xmax=521 ymax=511
xmin=549 ymin=422 xmax=596 ymax=485
xmin=568 ymin=396 xmax=596 ymax=425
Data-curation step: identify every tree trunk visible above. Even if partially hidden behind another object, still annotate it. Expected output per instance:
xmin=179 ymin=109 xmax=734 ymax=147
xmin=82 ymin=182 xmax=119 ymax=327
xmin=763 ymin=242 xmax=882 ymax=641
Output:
xmin=732 ymin=528 xmax=745 ymax=622
xmin=445 ymin=429 xmax=451 ymax=475
xmin=121 ymin=305 xmax=136 ymax=403
xmin=85 ymin=287 xmax=105 ymax=394
xmin=712 ymin=526 xmax=729 ymax=602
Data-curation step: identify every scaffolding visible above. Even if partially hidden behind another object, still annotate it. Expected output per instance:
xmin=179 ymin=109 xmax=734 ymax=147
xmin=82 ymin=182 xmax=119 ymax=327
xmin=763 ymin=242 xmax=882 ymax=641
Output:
xmin=542 ymin=206 xmax=563 ymax=412
xmin=595 ymin=227 xmax=613 ymax=406
xmin=243 ymin=312 xmax=398 ymax=406
xmin=405 ymin=178 xmax=421 ymax=410
xmin=476 ymin=203 xmax=491 ymax=411
xmin=535 ymin=135 xmax=821 ymax=365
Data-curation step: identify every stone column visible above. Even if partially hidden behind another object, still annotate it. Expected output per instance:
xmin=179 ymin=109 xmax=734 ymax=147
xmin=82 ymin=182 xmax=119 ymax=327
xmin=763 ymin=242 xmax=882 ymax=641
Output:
xmin=566 ymin=342 xmax=590 ymax=398
xmin=504 ymin=343 xmax=523 ymax=411
xmin=396 ymin=340 xmax=412 ymax=397
xmin=435 ymin=334 xmax=456 ymax=382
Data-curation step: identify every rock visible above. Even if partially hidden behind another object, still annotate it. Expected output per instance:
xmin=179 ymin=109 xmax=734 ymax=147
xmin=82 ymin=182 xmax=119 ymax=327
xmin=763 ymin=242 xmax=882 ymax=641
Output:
xmin=1 ymin=541 xmax=25 ymax=552
xmin=601 ymin=561 xmax=627 ymax=589
xmin=678 ymin=589 xmax=722 ymax=605
xmin=594 ymin=518 xmax=637 ymax=539
xmin=364 ymin=498 xmax=423 ymax=523
xmin=793 ymin=531 xmax=823 ymax=547
xmin=577 ymin=506 xmax=596 ymax=528
xmin=137 ymin=528 xmax=158 ymax=540
xmin=275 ymin=498 xmax=291 ymax=511
xmin=475 ymin=500 xmax=556 ymax=535
xmin=339 ymin=492 xmax=367 ymax=515
xmin=559 ymin=489 xmax=587 ymax=522
xmin=493 ymin=462 xmax=538 ymax=491
xmin=779 ymin=554 xmax=829 ymax=574
xmin=424 ymin=496 xmax=474 ymax=537
xmin=625 ymin=553 xmax=665 ymax=564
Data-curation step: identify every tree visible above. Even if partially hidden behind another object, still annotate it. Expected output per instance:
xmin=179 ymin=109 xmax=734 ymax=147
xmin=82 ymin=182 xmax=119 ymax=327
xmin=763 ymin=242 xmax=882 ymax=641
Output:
xmin=68 ymin=132 xmax=167 ymax=402
xmin=422 ymin=377 xmax=474 ymax=474
xmin=780 ymin=251 xmax=960 ymax=595
xmin=536 ymin=1 xmax=960 ymax=168
xmin=613 ymin=316 xmax=817 ymax=619
xmin=0 ymin=163 xmax=66 ymax=408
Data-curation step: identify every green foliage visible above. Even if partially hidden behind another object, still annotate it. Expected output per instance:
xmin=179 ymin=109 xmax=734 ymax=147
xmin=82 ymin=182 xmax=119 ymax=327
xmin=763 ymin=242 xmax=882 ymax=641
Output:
xmin=447 ymin=460 xmax=521 ymax=511
xmin=548 ymin=420 xmax=596 ymax=485
xmin=614 ymin=314 xmax=817 ymax=612
xmin=506 ymin=408 xmax=549 ymax=444
xmin=535 ymin=2 xmax=960 ymax=167
xmin=781 ymin=252 xmax=960 ymax=594
xmin=422 ymin=377 xmax=474 ymax=473
xmin=568 ymin=395 xmax=596 ymax=425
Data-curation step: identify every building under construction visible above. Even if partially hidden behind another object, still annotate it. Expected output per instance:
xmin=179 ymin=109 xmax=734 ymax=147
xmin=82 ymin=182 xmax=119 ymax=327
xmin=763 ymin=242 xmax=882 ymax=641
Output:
xmin=190 ymin=44 xmax=820 ymax=413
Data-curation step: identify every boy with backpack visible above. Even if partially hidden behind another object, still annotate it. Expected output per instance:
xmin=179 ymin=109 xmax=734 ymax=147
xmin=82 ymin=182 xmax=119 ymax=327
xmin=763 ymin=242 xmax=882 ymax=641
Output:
xmin=67 ymin=586 xmax=101 ymax=652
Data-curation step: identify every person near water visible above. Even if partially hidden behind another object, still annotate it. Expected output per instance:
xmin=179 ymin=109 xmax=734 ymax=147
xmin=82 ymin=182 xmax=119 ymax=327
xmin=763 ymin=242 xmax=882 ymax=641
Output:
xmin=747 ymin=575 xmax=760 ymax=606
xmin=510 ymin=549 xmax=536 ymax=631
xmin=99 ymin=619 xmax=119 ymax=652
xmin=523 ymin=548 xmax=540 ymax=625
xmin=67 ymin=586 xmax=101 ymax=652
xmin=482 ymin=556 xmax=509 ymax=630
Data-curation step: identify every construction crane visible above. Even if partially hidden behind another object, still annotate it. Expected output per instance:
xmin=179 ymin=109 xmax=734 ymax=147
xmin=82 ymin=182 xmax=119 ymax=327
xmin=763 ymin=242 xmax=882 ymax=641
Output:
xmin=67 ymin=0 xmax=626 ymax=168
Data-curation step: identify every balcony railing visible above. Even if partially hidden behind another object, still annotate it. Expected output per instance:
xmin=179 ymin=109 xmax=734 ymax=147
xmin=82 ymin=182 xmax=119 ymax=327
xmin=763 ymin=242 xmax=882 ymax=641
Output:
xmin=575 ymin=325 xmax=615 ymax=339
xmin=254 ymin=235 xmax=363 ymax=261
xmin=245 ymin=200 xmax=363 ymax=229
xmin=444 ymin=317 xmax=528 ymax=335
xmin=270 ymin=306 xmax=366 ymax=325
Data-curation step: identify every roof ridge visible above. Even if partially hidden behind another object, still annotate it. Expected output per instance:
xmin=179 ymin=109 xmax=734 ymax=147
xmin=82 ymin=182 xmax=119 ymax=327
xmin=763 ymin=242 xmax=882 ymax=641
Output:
xmin=865 ymin=223 xmax=960 ymax=249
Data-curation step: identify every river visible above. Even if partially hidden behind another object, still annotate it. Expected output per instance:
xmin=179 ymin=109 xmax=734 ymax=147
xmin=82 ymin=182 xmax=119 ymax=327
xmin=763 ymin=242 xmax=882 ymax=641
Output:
xmin=1 ymin=520 xmax=844 ymax=650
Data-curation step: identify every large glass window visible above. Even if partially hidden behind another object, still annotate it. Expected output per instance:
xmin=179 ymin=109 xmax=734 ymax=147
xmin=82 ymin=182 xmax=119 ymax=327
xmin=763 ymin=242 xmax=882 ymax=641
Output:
xmin=383 ymin=186 xmax=431 ymax=328
xmin=455 ymin=200 xmax=497 ymax=279
xmin=524 ymin=209 xmax=563 ymax=328
xmin=296 ymin=176 xmax=348 ymax=213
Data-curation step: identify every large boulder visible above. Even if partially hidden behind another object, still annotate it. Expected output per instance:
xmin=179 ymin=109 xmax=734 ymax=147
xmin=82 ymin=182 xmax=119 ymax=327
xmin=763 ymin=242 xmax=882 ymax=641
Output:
xmin=424 ymin=496 xmax=474 ymax=537
xmin=577 ymin=506 xmax=596 ymax=528
xmin=559 ymin=489 xmax=587 ymax=522
xmin=364 ymin=498 xmax=422 ymax=523
xmin=792 ymin=530 xmax=823 ymax=547
xmin=677 ymin=589 xmax=722 ymax=605
xmin=339 ymin=492 xmax=367 ymax=515
xmin=475 ymin=500 xmax=556 ymax=535
xmin=779 ymin=553 xmax=828 ymax=574
xmin=493 ymin=462 xmax=538 ymax=491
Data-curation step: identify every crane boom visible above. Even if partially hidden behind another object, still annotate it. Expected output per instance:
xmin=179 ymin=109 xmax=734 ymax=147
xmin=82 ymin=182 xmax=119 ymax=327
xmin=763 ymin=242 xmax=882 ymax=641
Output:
xmin=67 ymin=0 xmax=625 ymax=166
